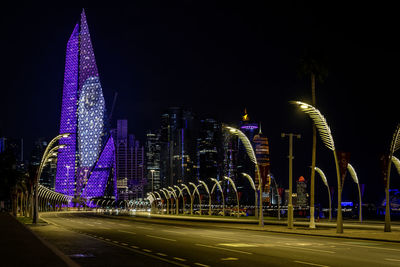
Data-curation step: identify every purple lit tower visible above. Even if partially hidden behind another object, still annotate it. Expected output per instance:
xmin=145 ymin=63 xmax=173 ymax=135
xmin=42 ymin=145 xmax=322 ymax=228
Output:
xmin=55 ymin=10 xmax=117 ymax=201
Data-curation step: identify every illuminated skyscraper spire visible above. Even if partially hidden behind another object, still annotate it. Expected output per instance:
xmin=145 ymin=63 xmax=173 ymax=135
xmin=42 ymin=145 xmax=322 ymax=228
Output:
xmin=56 ymin=10 xmax=114 ymax=201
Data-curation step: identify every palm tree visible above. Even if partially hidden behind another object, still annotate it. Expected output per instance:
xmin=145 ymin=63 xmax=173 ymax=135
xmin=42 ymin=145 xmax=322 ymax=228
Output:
xmin=299 ymin=51 xmax=328 ymax=228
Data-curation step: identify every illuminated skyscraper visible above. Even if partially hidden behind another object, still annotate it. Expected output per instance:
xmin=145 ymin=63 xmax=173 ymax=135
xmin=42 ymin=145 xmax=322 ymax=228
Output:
xmin=55 ymin=10 xmax=116 ymax=202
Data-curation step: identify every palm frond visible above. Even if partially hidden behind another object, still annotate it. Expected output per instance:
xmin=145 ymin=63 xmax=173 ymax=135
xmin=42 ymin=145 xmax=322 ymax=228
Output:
xmin=347 ymin=163 xmax=359 ymax=184
xmin=290 ymin=101 xmax=335 ymax=151
xmin=314 ymin=167 xmax=328 ymax=187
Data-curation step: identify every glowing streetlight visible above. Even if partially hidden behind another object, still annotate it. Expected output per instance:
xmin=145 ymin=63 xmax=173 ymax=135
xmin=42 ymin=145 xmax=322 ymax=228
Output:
xmin=160 ymin=189 xmax=170 ymax=214
xmin=168 ymin=186 xmax=179 ymax=214
xmin=384 ymin=124 xmax=400 ymax=232
xmin=347 ymin=163 xmax=362 ymax=222
xmin=181 ymin=184 xmax=193 ymax=215
xmin=189 ymin=182 xmax=201 ymax=215
xmin=210 ymin=178 xmax=224 ymax=216
xmin=291 ymin=101 xmax=343 ymax=233
xmin=224 ymin=176 xmax=240 ymax=218
xmin=174 ymin=185 xmax=184 ymax=214
xmin=241 ymin=173 xmax=257 ymax=218
xmin=224 ymin=126 xmax=263 ymax=226
xmin=198 ymin=180 xmax=211 ymax=215
xmin=314 ymin=167 xmax=332 ymax=221
xmin=33 ymin=133 xmax=70 ymax=224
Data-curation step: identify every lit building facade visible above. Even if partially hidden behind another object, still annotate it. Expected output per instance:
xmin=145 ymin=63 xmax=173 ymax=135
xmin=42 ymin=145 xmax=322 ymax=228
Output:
xmin=55 ymin=10 xmax=117 ymax=202
xmin=145 ymin=130 xmax=161 ymax=193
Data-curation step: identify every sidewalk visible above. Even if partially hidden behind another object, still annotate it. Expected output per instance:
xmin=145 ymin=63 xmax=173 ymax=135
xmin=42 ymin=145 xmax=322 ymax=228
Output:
xmin=0 ymin=212 xmax=78 ymax=267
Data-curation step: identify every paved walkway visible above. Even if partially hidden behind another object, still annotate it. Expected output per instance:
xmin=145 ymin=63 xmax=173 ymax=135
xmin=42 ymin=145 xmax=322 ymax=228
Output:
xmin=0 ymin=212 xmax=78 ymax=267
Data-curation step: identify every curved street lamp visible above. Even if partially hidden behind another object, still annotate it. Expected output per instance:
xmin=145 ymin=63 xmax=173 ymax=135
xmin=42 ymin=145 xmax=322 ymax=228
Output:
xmin=168 ymin=186 xmax=179 ymax=214
xmin=384 ymin=124 xmax=400 ymax=232
xmin=210 ymin=178 xmax=225 ymax=216
xmin=33 ymin=133 xmax=70 ymax=224
xmin=181 ymin=184 xmax=194 ymax=215
xmin=270 ymin=175 xmax=281 ymax=220
xmin=241 ymin=173 xmax=257 ymax=218
xmin=314 ymin=167 xmax=332 ymax=221
xmin=174 ymin=185 xmax=184 ymax=214
xmin=224 ymin=126 xmax=263 ymax=225
xmin=198 ymin=180 xmax=211 ymax=215
xmin=347 ymin=163 xmax=362 ymax=222
xmin=291 ymin=101 xmax=343 ymax=233
xmin=224 ymin=176 xmax=240 ymax=218
xmin=160 ymin=189 xmax=170 ymax=214
xmin=154 ymin=192 xmax=162 ymax=214
xmin=189 ymin=182 xmax=201 ymax=215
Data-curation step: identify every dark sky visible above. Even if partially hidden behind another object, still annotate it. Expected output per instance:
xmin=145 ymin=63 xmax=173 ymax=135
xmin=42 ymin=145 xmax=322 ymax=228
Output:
xmin=1 ymin=3 xmax=399 ymax=204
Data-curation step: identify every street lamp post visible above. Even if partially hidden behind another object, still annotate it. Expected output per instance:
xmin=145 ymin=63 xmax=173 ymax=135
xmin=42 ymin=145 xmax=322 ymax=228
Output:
xmin=33 ymin=133 xmax=70 ymax=223
xmin=198 ymin=180 xmax=211 ymax=215
xmin=281 ymin=133 xmax=301 ymax=229
xmin=291 ymin=101 xmax=343 ymax=233
xmin=241 ymin=173 xmax=257 ymax=218
xmin=154 ymin=192 xmax=162 ymax=214
xmin=210 ymin=178 xmax=224 ymax=216
xmin=189 ymin=182 xmax=201 ymax=215
xmin=168 ymin=186 xmax=179 ymax=215
xmin=347 ymin=163 xmax=362 ymax=223
xmin=384 ymin=124 xmax=400 ymax=232
xmin=181 ymin=184 xmax=193 ymax=215
xmin=174 ymin=185 xmax=184 ymax=214
xmin=160 ymin=189 xmax=170 ymax=214
xmin=271 ymin=175 xmax=281 ymax=220
xmin=223 ymin=176 xmax=240 ymax=218
xmin=314 ymin=167 xmax=332 ymax=221
xmin=224 ymin=126 xmax=263 ymax=226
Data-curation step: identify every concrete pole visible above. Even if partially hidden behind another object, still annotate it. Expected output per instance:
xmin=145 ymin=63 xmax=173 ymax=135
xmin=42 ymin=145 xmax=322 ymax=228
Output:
xmin=282 ymin=133 xmax=301 ymax=229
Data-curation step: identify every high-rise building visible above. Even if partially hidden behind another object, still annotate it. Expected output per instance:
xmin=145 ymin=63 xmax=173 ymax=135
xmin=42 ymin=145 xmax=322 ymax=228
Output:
xmin=253 ymin=125 xmax=271 ymax=204
xmin=55 ymin=10 xmax=117 ymax=203
xmin=145 ymin=130 xmax=161 ymax=193
xmin=197 ymin=118 xmax=222 ymax=183
xmin=113 ymin=119 xmax=146 ymax=200
xmin=160 ymin=107 xmax=197 ymax=187
xmin=296 ymin=176 xmax=308 ymax=207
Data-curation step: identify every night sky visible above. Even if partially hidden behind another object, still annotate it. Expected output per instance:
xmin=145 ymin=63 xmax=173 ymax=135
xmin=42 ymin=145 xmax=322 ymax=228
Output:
xmin=1 ymin=3 xmax=399 ymax=204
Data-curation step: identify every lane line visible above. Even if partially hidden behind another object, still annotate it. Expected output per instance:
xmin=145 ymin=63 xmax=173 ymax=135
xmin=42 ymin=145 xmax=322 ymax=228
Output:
xmin=146 ymin=235 xmax=177 ymax=242
xmin=162 ymin=230 xmax=187 ymax=235
xmin=194 ymin=263 xmax=210 ymax=267
xmin=195 ymin=243 xmax=252 ymax=255
xmin=294 ymin=260 xmax=329 ymax=267
xmin=278 ymin=245 xmax=335 ymax=254
xmin=173 ymin=257 xmax=186 ymax=262
xmin=143 ymin=249 xmax=152 ymax=253
xmin=199 ymin=235 xmax=239 ymax=241
xmin=385 ymin=258 xmax=400 ymax=262
xmin=137 ymin=226 xmax=153 ymax=230
xmin=118 ymin=230 xmax=136 ymax=235
xmin=157 ymin=253 xmax=167 ymax=257
xmin=336 ymin=242 xmax=400 ymax=252
xmin=130 ymin=245 xmax=139 ymax=249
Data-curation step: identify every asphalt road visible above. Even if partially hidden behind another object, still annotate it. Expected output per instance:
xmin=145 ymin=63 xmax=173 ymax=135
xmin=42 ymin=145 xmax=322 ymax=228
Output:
xmin=33 ymin=212 xmax=400 ymax=267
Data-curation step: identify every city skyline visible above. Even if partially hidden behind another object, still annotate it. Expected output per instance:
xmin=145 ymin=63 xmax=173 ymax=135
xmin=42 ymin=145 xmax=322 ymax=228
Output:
xmin=1 ymin=5 xmax=399 ymax=204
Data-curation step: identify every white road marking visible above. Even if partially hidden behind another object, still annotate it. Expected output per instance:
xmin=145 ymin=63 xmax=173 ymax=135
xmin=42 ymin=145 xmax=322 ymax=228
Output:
xmin=194 ymin=263 xmax=210 ymax=267
xmin=385 ymin=258 xmax=400 ymax=262
xmin=278 ymin=245 xmax=335 ymax=254
xmin=200 ymin=235 xmax=239 ymax=241
xmin=173 ymin=257 xmax=186 ymax=262
xmin=130 ymin=245 xmax=139 ymax=249
xmin=195 ymin=243 xmax=253 ymax=255
xmin=143 ymin=249 xmax=152 ymax=253
xmin=156 ymin=253 xmax=167 ymax=257
xmin=136 ymin=226 xmax=153 ymax=230
xmin=294 ymin=260 xmax=329 ymax=267
xmin=146 ymin=235 xmax=176 ymax=242
xmin=337 ymin=242 xmax=400 ymax=252
xmin=221 ymin=257 xmax=239 ymax=261
xmin=218 ymin=243 xmax=257 ymax=247
xmin=162 ymin=230 xmax=187 ymax=235
xmin=118 ymin=230 xmax=136 ymax=235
